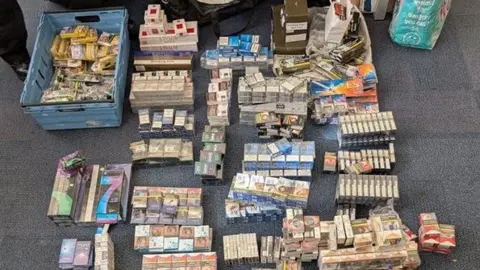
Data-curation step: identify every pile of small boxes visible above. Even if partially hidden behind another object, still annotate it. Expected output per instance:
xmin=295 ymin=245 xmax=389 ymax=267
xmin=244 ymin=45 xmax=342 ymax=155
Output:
xmin=239 ymin=102 xmax=308 ymax=130
xmin=130 ymin=71 xmax=194 ymax=112
xmin=225 ymin=199 xmax=284 ymax=224
xmin=58 ymin=239 xmax=93 ymax=270
xmin=335 ymin=174 xmax=400 ymax=205
xmin=238 ymin=74 xmax=309 ymax=105
xmin=202 ymin=35 xmax=271 ymax=70
xmin=138 ymin=108 xmax=194 ymax=139
xmin=129 ymin=139 xmax=193 ymax=167
xmin=130 ymin=186 xmax=203 ymax=226
xmin=338 ymin=112 xmax=397 ymax=148
xmin=242 ymin=140 xmax=316 ymax=179
xmin=194 ymin=125 xmax=227 ymax=185
xmin=207 ymin=68 xmax=233 ymax=126
xmin=337 ymin=144 xmax=396 ymax=174
xmin=223 ymin=233 xmax=260 ymax=265
xmin=141 ymin=252 xmax=217 ymax=270
xmin=134 ymin=225 xmax=213 ymax=253
xmin=139 ymin=5 xmax=198 ymax=52
xmin=282 ymin=209 xmax=322 ymax=262
xmin=260 ymin=236 xmax=282 ymax=264
xmin=229 ymin=173 xmax=311 ymax=209
xmin=418 ymin=213 xmax=456 ymax=255
xmin=94 ymin=227 xmax=115 ymax=270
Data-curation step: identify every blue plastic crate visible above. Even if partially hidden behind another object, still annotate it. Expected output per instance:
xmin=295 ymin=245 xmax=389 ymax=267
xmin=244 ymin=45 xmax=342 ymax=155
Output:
xmin=20 ymin=8 xmax=130 ymax=130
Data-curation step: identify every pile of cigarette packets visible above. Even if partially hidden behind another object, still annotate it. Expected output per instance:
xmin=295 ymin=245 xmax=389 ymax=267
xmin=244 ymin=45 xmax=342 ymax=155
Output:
xmin=94 ymin=226 xmax=115 ymax=270
xmin=335 ymin=174 xmax=400 ymax=205
xmin=238 ymin=74 xmax=309 ymax=105
xmin=194 ymin=125 xmax=227 ymax=185
xmin=130 ymin=139 xmax=193 ymax=167
xmin=243 ymin=140 xmax=316 ymax=179
xmin=141 ymin=252 xmax=217 ymax=270
xmin=260 ymin=236 xmax=282 ymax=263
xmin=207 ymin=68 xmax=233 ymax=126
xmin=337 ymin=144 xmax=396 ymax=174
xmin=130 ymin=70 xmax=194 ymax=112
xmin=59 ymin=239 xmax=93 ymax=269
xmin=138 ymin=108 xmax=194 ymax=139
xmin=201 ymin=35 xmax=271 ymax=70
xmin=134 ymin=225 xmax=213 ymax=253
xmin=223 ymin=233 xmax=260 ymax=265
xmin=130 ymin=186 xmax=203 ymax=226
xmin=418 ymin=213 xmax=456 ymax=255
xmin=338 ymin=112 xmax=397 ymax=148
xmin=138 ymin=4 xmax=198 ymax=59
xmin=48 ymin=151 xmax=132 ymax=226
xmin=229 ymin=173 xmax=311 ymax=208
xmin=225 ymin=199 xmax=284 ymax=224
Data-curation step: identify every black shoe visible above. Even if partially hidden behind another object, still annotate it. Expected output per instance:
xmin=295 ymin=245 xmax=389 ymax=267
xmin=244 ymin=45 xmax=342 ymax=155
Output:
xmin=11 ymin=61 xmax=29 ymax=82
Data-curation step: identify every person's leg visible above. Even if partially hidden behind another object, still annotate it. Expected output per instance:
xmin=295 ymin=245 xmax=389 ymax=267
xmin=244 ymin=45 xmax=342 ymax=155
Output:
xmin=0 ymin=0 xmax=30 ymax=81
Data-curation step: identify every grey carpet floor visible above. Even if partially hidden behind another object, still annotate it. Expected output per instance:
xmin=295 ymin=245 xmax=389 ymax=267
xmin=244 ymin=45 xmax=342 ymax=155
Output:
xmin=0 ymin=0 xmax=478 ymax=269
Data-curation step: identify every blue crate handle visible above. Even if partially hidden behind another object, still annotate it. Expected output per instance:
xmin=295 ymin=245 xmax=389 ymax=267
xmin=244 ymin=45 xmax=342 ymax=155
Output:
xmin=56 ymin=108 xmax=86 ymax=113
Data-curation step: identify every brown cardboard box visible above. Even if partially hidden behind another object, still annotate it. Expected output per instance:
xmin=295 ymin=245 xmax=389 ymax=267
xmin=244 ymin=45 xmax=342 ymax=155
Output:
xmin=282 ymin=0 xmax=308 ymax=45
xmin=272 ymin=5 xmax=305 ymax=55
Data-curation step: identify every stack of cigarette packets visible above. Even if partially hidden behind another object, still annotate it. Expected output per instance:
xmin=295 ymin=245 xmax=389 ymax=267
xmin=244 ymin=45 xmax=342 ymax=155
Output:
xmin=130 ymin=71 xmax=194 ymax=112
xmin=130 ymin=186 xmax=203 ymax=226
xmin=337 ymin=112 xmax=397 ymax=148
xmin=240 ymin=102 xmax=307 ymax=127
xmin=141 ymin=252 xmax=217 ymax=270
xmin=201 ymin=34 xmax=272 ymax=70
xmin=134 ymin=225 xmax=213 ymax=253
xmin=223 ymin=233 xmax=259 ymax=265
xmin=238 ymin=75 xmax=309 ymax=105
xmin=242 ymin=141 xmax=315 ymax=179
xmin=59 ymin=239 xmax=93 ymax=270
xmin=94 ymin=226 xmax=115 ymax=270
xmin=281 ymin=209 xmax=321 ymax=262
xmin=418 ymin=213 xmax=456 ymax=255
xmin=335 ymin=174 xmax=400 ymax=205
xmin=337 ymin=144 xmax=396 ymax=174
xmin=130 ymin=139 xmax=193 ymax=167
xmin=138 ymin=5 xmax=198 ymax=54
xmin=229 ymin=173 xmax=311 ymax=209
xmin=225 ymin=199 xmax=284 ymax=224
xmin=260 ymin=236 xmax=282 ymax=264
xmin=207 ymin=68 xmax=233 ymax=126
xmin=195 ymin=125 xmax=227 ymax=185
xmin=138 ymin=108 xmax=194 ymax=139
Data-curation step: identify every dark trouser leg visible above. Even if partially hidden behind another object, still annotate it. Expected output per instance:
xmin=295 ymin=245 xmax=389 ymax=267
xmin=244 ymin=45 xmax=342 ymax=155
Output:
xmin=0 ymin=0 xmax=30 ymax=80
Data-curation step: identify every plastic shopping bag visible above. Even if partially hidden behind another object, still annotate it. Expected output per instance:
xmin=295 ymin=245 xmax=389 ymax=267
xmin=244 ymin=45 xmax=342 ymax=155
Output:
xmin=389 ymin=0 xmax=452 ymax=50
xmin=325 ymin=0 xmax=355 ymax=45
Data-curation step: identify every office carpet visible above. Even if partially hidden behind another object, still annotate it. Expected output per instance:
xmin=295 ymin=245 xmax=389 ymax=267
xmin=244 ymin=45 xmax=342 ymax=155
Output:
xmin=0 ymin=0 xmax=478 ymax=269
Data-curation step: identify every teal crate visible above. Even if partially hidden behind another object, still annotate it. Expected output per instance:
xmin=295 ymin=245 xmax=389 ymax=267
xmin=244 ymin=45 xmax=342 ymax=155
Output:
xmin=20 ymin=8 xmax=129 ymax=130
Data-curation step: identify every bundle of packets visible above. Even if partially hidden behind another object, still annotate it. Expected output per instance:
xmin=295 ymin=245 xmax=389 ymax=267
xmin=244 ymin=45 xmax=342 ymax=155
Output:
xmin=130 ymin=70 xmax=193 ymax=112
xmin=260 ymin=236 xmax=282 ymax=264
xmin=242 ymin=141 xmax=316 ymax=179
xmin=201 ymin=34 xmax=273 ymax=70
xmin=225 ymin=199 xmax=284 ymax=224
xmin=131 ymin=186 xmax=203 ymax=226
xmin=223 ymin=233 xmax=260 ymax=265
xmin=138 ymin=108 xmax=194 ymax=139
xmin=207 ymin=68 xmax=233 ymax=126
xmin=418 ymin=213 xmax=456 ymax=255
xmin=239 ymin=102 xmax=308 ymax=127
xmin=141 ymin=252 xmax=217 ymax=270
xmin=338 ymin=112 xmax=397 ymax=148
xmin=44 ymin=25 xmax=119 ymax=104
xmin=58 ymin=239 xmax=93 ymax=270
xmin=272 ymin=55 xmax=311 ymax=76
xmin=139 ymin=4 xmax=198 ymax=53
xmin=194 ymin=125 xmax=227 ymax=185
xmin=277 ymin=260 xmax=302 ymax=270
xmin=335 ymin=174 xmax=400 ymax=205
xmin=337 ymin=144 xmax=396 ymax=174
xmin=282 ymin=209 xmax=322 ymax=262
xmin=95 ymin=225 xmax=115 ymax=270
xmin=336 ymin=203 xmax=357 ymax=221
xmin=255 ymin=111 xmax=307 ymax=139
xmin=312 ymin=95 xmax=379 ymax=125
xmin=129 ymin=139 xmax=193 ymax=167
xmin=48 ymin=151 xmax=132 ymax=226
xmin=238 ymin=73 xmax=309 ymax=105
xmin=134 ymin=225 xmax=213 ymax=253
xmin=229 ymin=173 xmax=310 ymax=208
